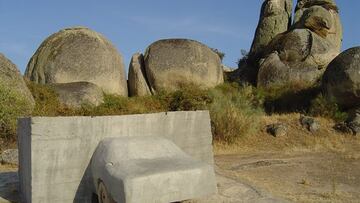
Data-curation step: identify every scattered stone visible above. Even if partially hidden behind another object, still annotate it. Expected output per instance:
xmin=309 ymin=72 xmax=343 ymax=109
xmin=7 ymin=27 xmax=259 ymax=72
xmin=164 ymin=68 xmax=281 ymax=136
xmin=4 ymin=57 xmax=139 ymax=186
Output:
xmin=333 ymin=122 xmax=353 ymax=134
xmin=25 ymin=26 xmax=128 ymax=96
xmin=128 ymin=53 xmax=152 ymax=97
xmin=347 ymin=108 xmax=360 ymax=135
xmin=0 ymin=149 xmax=18 ymax=165
xmin=0 ymin=53 xmax=35 ymax=111
xmin=144 ymin=39 xmax=224 ymax=93
xmin=266 ymin=123 xmax=288 ymax=137
xmin=51 ymin=82 xmax=104 ymax=108
xmin=347 ymin=122 xmax=360 ymax=136
xmin=300 ymin=115 xmax=320 ymax=132
xmin=322 ymin=47 xmax=360 ymax=109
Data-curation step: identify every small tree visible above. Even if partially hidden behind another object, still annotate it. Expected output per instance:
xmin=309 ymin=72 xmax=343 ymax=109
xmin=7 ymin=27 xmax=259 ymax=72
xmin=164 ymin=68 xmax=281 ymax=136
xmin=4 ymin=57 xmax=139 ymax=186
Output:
xmin=237 ymin=49 xmax=249 ymax=67
xmin=211 ymin=48 xmax=225 ymax=61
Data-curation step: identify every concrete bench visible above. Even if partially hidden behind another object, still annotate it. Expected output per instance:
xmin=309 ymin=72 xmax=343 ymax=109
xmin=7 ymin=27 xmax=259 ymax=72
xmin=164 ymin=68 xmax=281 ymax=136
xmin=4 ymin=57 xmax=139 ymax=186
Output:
xmin=91 ymin=137 xmax=216 ymax=203
xmin=18 ymin=111 xmax=216 ymax=202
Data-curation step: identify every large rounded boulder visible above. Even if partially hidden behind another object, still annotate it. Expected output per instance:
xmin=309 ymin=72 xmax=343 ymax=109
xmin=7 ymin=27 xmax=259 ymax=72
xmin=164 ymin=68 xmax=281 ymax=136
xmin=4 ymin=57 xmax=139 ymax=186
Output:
xmin=25 ymin=27 xmax=128 ymax=96
xmin=0 ymin=53 xmax=35 ymax=110
xmin=322 ymin=47 xmax=360 ymax=109
xmin=144 ymin=39 xmax=224 ymax=92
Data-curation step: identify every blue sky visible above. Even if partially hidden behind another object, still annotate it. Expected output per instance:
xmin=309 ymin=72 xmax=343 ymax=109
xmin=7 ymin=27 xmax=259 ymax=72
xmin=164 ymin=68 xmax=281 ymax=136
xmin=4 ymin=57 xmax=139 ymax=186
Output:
xmin=0 ymin=0 xmax=359 ymax=74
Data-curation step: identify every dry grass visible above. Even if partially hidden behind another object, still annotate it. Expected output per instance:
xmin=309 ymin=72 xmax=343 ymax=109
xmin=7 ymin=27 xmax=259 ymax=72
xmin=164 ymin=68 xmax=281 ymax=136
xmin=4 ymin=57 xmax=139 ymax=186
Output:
xmin=214 ymin=113 xmax=360 ymax=155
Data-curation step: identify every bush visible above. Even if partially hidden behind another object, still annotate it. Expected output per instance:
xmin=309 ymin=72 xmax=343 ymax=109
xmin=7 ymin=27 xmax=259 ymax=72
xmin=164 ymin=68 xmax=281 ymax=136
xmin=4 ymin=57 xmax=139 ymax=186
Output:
xmin=11 ymin=82 xmax=264 ymax=145
xmin=260 ymin=82 xmax=321 ymax=114
xmin=167 ymin=85 xmax=212 ymax=111
xmin=211 ymin=48 xmax=225 ymax=61
xmin=27 ymin=82 xmax=74 ymax=116
xmin=0 ymin=83 xmax=32 ymax=141
xmin=209 ymin=83 xmax=264 ymax=143
xmin=309 ymin=94 xmax=347 ymax=122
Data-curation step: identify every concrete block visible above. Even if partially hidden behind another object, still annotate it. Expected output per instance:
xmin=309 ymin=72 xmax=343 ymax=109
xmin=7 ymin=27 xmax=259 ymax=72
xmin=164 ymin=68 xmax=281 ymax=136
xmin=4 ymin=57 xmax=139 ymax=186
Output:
xmin=18 ymin=111 xmax=215 ymax=203
xmin=91 ymin=137 xmax=217 ymax=203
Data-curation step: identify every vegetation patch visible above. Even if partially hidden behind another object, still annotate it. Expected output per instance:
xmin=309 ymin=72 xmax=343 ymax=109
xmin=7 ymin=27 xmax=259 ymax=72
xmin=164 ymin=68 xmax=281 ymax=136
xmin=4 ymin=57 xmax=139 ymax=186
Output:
xmin=0 ymin=81 xmax=351 ymax=146
xmin=0 ymin=83 xmax=32 ymax=142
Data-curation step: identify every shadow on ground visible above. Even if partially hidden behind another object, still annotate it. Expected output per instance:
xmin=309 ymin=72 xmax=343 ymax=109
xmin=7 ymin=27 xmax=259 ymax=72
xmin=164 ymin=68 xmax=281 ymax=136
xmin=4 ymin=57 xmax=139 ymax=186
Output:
xmin=0 ymin=171 xmax=19 ymax=203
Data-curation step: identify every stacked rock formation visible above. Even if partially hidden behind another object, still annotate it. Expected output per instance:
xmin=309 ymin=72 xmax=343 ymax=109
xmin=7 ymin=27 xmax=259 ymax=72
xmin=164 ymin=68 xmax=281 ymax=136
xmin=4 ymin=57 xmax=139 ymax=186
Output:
xmin=237 ymin=0 xmax=342 ymax=89
xmin=25 ymin=27 xmax=128 ymax=106
xmin=128 ymin=39 xmax=224 ymax=96
xmin=0 ymin=53 xmax=35 ymax=111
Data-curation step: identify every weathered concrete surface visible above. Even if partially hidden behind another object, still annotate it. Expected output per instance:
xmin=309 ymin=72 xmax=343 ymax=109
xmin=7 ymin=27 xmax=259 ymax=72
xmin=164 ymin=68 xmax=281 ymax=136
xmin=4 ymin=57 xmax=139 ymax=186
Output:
xmin=18 ymin=111 xmax=215 ymax=203
xmin=91 ymin=137 xmax=217 ymax=203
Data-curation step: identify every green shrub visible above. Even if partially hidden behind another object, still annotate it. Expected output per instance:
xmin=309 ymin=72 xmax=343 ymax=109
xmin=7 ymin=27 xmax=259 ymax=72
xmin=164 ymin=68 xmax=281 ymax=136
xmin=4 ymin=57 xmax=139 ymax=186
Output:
xmin=0 ymin=83 xmax=32 ymax=141
xmin=309 ymin=94 xmax=347 ymax=122
xmin=27 ymin=82 xmax=66 ymax=116
xmin=260 ymin=82 xmax=321 ymax=114
xmin=167 ymin=85 xmax=212 ymax=111
xmin=24 ymin=82 xmax=264 ymax=144
xmin=209 ymin=83 xmax=264 ymax=143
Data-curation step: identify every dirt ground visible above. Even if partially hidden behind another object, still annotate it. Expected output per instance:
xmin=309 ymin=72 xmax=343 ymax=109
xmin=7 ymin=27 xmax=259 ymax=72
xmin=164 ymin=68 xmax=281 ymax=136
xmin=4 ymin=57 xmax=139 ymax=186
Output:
xmin=210 ymin=114 xmax=360 ymax=203
xmin=214 ymin=150 xmax=360 ymax=203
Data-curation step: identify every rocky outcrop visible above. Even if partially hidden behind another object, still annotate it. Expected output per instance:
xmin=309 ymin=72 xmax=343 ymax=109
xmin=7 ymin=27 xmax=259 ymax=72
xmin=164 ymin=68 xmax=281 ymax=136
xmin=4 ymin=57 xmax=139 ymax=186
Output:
xmin=144 ymin=39 xmax=223 ymax=92
xmin=257 ymin=28 xmax=339 ymax=88
xmin=322 ymin=47 xmax=360 ymax=110
xmin=51 ymin=82 xmax=104 ymax=108
xmin=250 ymin=0 xmax=293 ymax=56
xmin=236 ymin=0 xmax=342 ymax=89
xmin=25 ymin=27 xmax=128 ymax=96
xmin=0 ymin=53 xmax=35 ymax=110
xmin=294 ymin=0 xmax=342 ymax=50
xmin=128 ymin=53 xmax=151 ymax=97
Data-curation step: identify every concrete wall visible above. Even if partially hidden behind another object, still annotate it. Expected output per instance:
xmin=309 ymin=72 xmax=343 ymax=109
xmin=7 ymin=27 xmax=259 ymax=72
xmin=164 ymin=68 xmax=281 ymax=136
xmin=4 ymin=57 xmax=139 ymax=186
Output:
xmin=17 ymin=111 xmax=214 ymax=203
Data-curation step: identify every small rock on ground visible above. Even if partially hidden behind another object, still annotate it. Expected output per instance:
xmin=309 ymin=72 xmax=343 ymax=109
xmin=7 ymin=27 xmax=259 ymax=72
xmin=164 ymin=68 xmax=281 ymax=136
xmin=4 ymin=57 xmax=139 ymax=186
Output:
xmin=266 ymin=123 xmax=287 ymax=137
xmin=0 ymin=149 xmax=18 ymax=165
xmin=300 ymin=115 xmax=320 ymax=132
